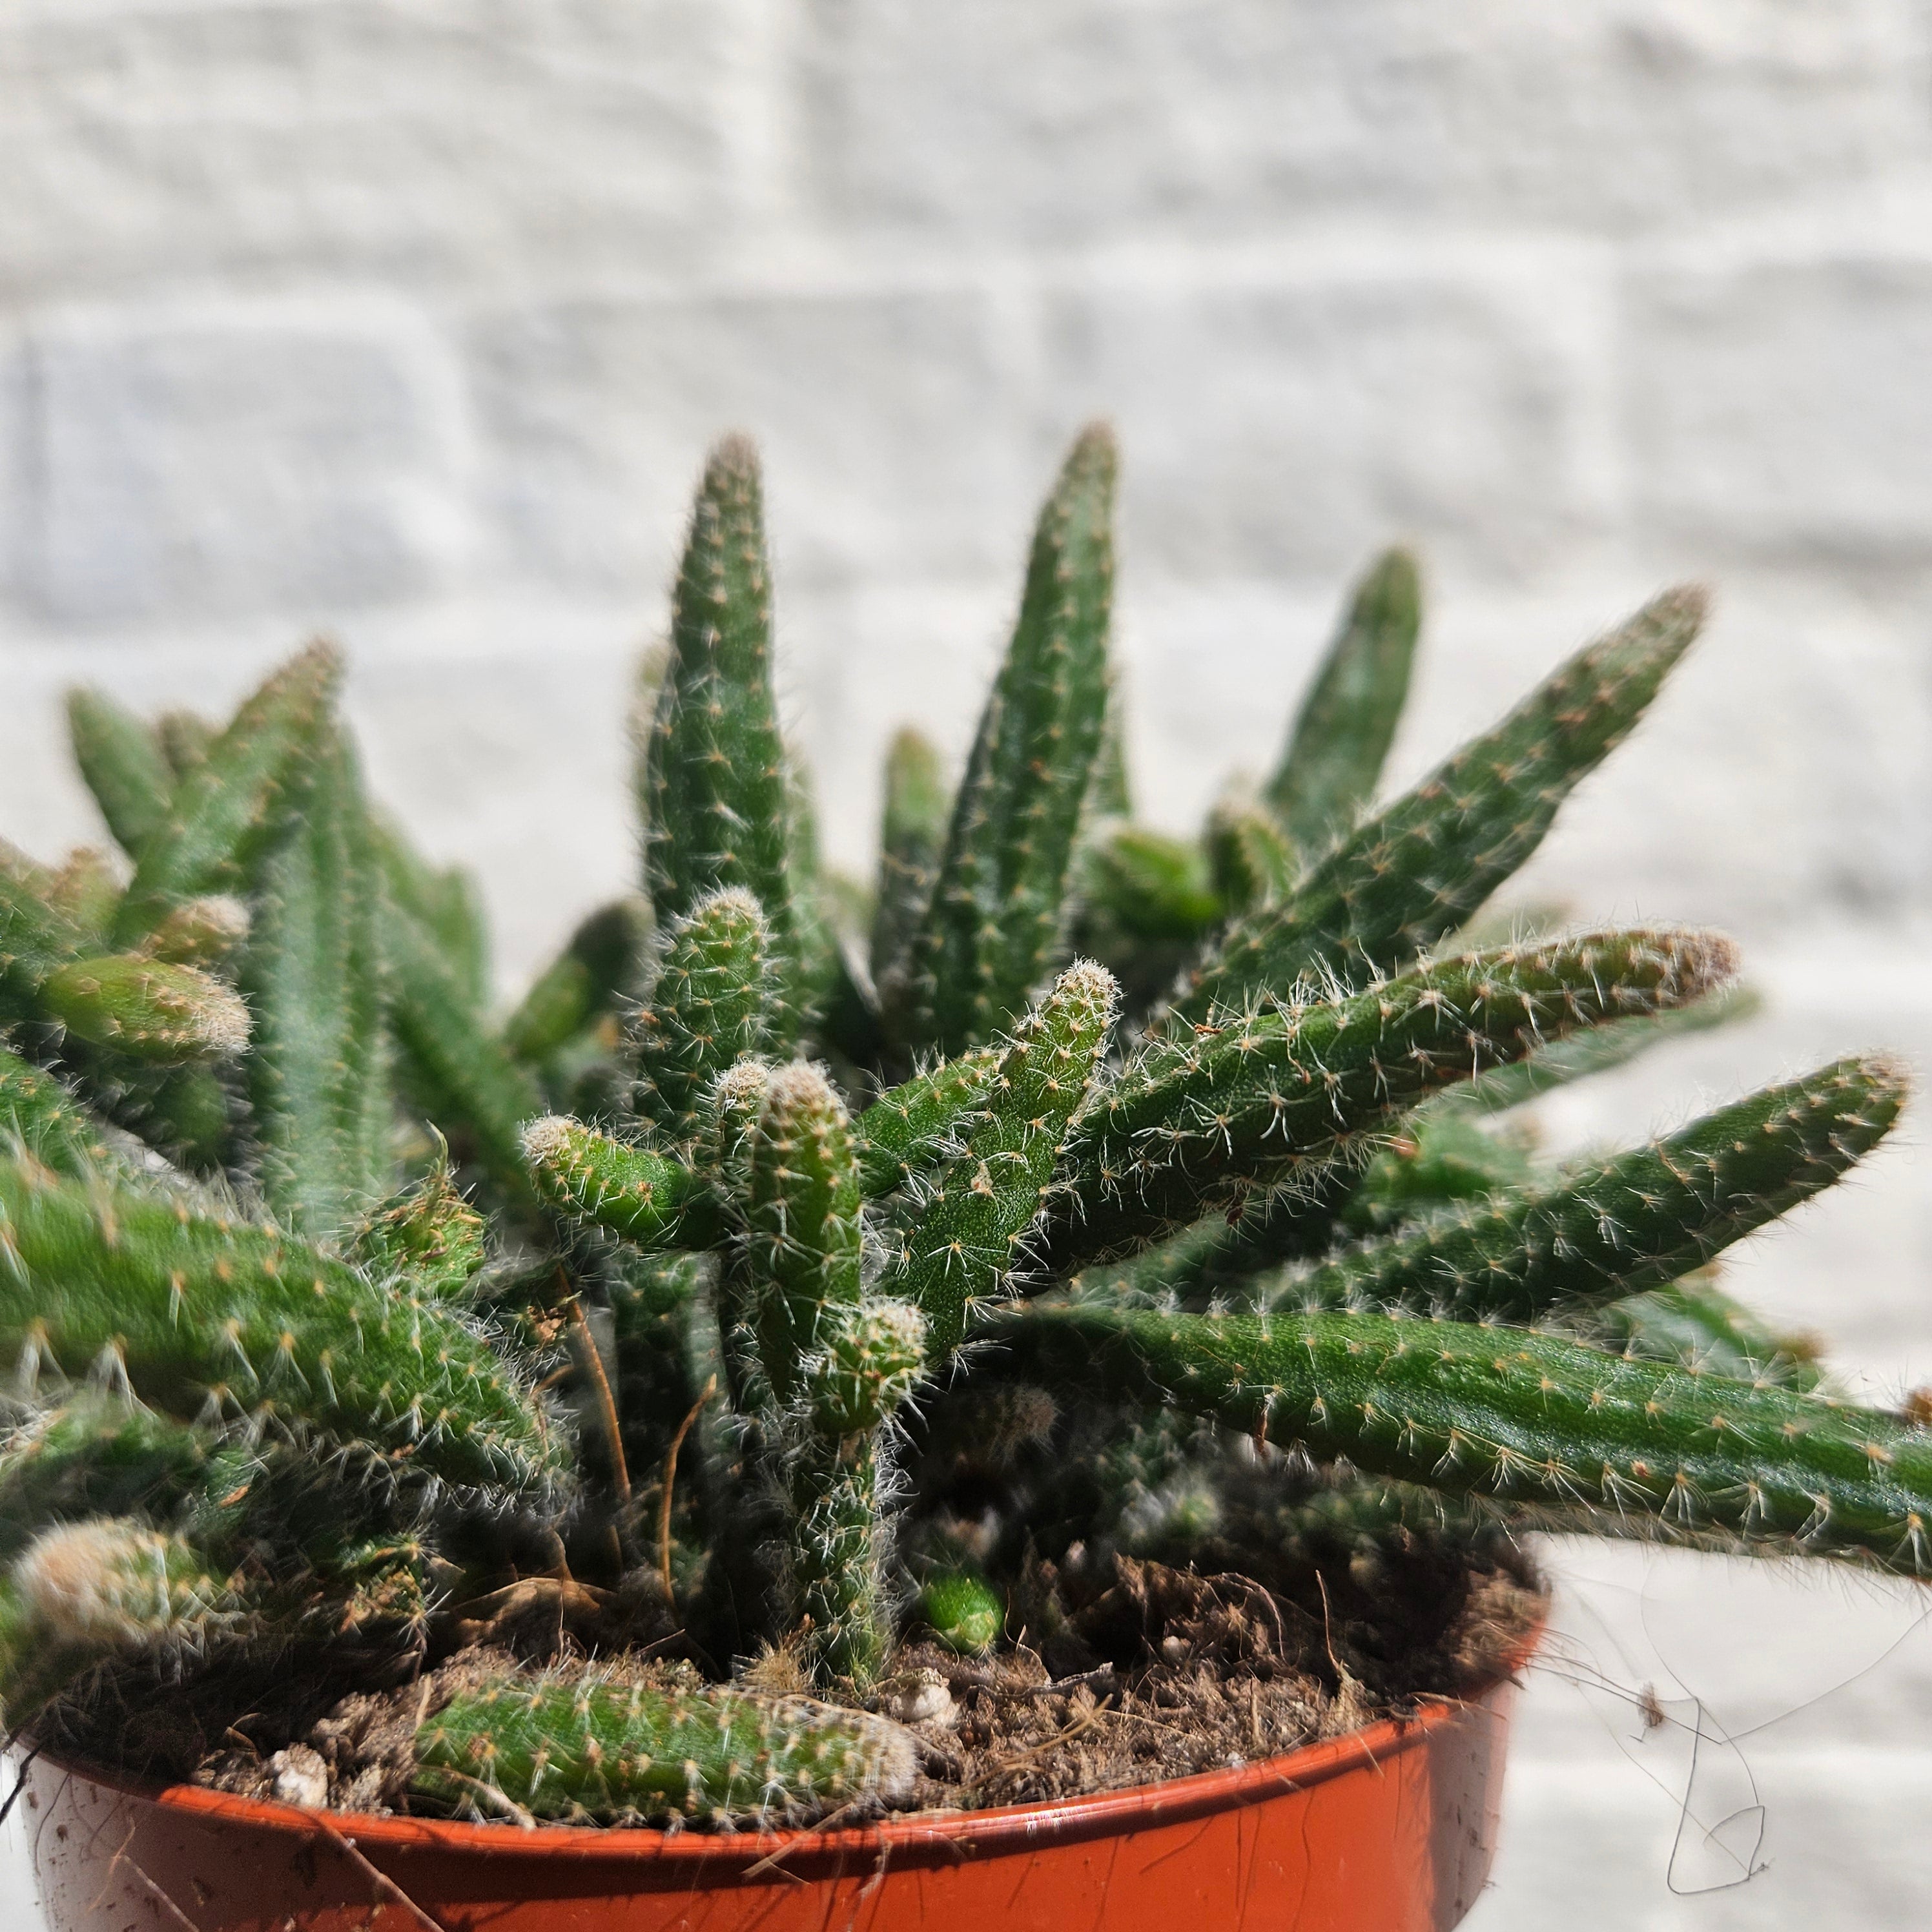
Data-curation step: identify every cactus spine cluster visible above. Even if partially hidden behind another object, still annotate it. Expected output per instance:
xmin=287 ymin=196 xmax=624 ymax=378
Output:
xmin=0 ymin=424 xmax=1920 ymax=1830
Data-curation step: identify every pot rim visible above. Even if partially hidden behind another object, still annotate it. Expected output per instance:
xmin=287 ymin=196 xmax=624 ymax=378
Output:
xmin=32 ymin=1613 xmax=1543 ymax=1869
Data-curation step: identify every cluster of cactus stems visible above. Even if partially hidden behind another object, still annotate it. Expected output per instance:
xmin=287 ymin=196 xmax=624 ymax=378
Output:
xmin=0 ymin=423 xmax=1922 ymax=1830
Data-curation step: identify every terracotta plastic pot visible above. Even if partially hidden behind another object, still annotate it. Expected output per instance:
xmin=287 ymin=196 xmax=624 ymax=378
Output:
xmin=20 ymin=1630 xmax=1538 ymax=1932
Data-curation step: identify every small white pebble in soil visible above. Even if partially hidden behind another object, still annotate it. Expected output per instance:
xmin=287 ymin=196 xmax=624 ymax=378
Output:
xmin=269 ymin=1745 xmax=329 ymax=1809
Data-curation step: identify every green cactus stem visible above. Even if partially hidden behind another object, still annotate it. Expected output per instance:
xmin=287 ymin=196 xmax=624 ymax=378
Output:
xmin=632 ymin=889 xmax=782 ymax=1151
xmin=0 ymin=1159 xmax=557 ymax=1494
xmin=502 ymin=899 xmax=650 ymax=1070
xmin=140 ymin=896 xmax=250 ymax=969
xmin=1054 ymin=929 xmax=1734 ymax=1268
xmin=0 ymin=1049 xmax=136 ymax=1182
xmin=1584 ymin=1273 xmax=1825 ymax=1392
xmin=889 ymin=959 xmax=1118 ymax=1357
xmin=351 ymin=1158 xmax=488 ymax=1302
xmin=41 ymin=955 xmax=249 ymax=1063
xmin=854 ymin=1043 xmax=1002 ymax=1197
xmin=992 ymin=1304 xmax=1932 ymax=1576
xmin=1273 ymin=1056 xmax=1905 ymax=1323
xmin=67 ymin=690 xmax=176 ymax=863
xmin=899 ymin=426 xmax=1116 ymax=1054
xmin=522 ymin=1116 xmax=719 ymax=1252
xmin=1 ymin=1517 xmax=254 ymax=1728
xmin=870 ymin=729 xmax=949 ymax=989
xmin=1177 ymin=586 xmax=1707 ymax=1020
xmin=241 ymin=728 xmax=390 ymax=1238
xmin=642 ymin=437 xmax=794 ymax=959
xmin=919 ymin=1567 xmax=1002 ymax=1654
xmin=1265 ymin=548 xmax=1423 ymax=858
xmin=1204 ymin=796 xmax=1297 ymax=918
xmin=387 ymin=904 xmax=544 ymax=1206
xmin=0 ymin=1402 xmax=214 ymax=1563
xmin=412 ymin=1672 xmax=918 ymax=1825
xmin=113 ymin=642 xmax=342 ymax=944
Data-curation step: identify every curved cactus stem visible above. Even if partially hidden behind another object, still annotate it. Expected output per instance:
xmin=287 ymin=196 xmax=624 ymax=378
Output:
xmin=154 ymin=711 xmax=216 ymax=783
xmin=1053 ymin=929 xmax=1734 ymax=1268
xmin=888 ymin=960 xmax=1117 ymax=1357
xmin=1451 ymin=981 xmax=1762 ymax=1116
xmin=1177 ymin=586 xmax=1707 ymax=1020
xmin=241 ymin=728 xmax=390 ymax=1238
xmin=899 ymin=426 xmax=1116 ymax=1054
xmin=0 ymin=1159 xmax=559 ymax=1495
xmin=46 ymin=848 xmax=122 ymax=939
xmin=1082 ymin=825 xmax=1222 ymax=944
xmin=1272 ymin=1056 xmax=1906 ymax=1324
xmin=67 ymin=690 xmax=176 ymax=864
xmin=869 ymin=728 xmax=949 ymax=990
xmin=114 ymin=642 xmax=342 ymax=944
xmin=631 ymin=889 xmax=781 ymax=1153
xmin=522 ymin=1116 xmax=721 ymax=1252
xmin=0 ymin=1401 xmax=214 ymax=1564
xmin=642 ymin=437 xmax=795 ymax=964
xmin=413 ymin=1672 xmax=918 ymax=1825
xmin=369 ymin=816 xmax=491 ymax=1014
xmin=989 ymin=1303 xmax=1932 ymax=1576
xmin=1264 ymin=547 xmax=1423 ymax=857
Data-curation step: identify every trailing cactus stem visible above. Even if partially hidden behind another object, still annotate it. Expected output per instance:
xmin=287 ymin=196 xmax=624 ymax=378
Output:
xmin=503 ymin=899 xmax=648 ymax=1067
xmin=413 ymin=1673 xmax=918 ymax=1825
xmin=890 ymin=959 xmax=1118 ymax=1357
xmin=1056 ymin=929 xmax=1734 ymax=1267
xmin=1178 ymin=586 xmax=1706 ymax=1018
xmin=992 ymin=1304 xmax=1932 ymax=1575
xmin=870 ymin=728 xmax=948 ymax=987
xmin=522 ymin=1116 xmax=721 ymax=1252
xmin=0 ymin=1049 xmax=138 ymax=1182
xmin=141 ymin=897 xmax=250 ymax=969
xmin=351 ymin=1160 xmax=487 ymax=1302
xmin=0 ymin=1161 xmax=558 ymax=1494
xmin=1279 ymin=1056 xmax=1906 ymax=1324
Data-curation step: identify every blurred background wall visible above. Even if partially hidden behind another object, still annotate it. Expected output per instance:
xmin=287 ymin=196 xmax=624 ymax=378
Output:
xmin=1 ymin=5 xmax=1929 ymax=1926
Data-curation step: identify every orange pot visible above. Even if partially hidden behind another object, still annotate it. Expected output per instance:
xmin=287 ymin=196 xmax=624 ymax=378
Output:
xmin=21 ymin=1635 xmax=1536 ymax=1932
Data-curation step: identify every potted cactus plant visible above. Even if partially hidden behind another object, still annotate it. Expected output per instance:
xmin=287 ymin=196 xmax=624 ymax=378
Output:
xmin=3 ymin=426 xmax=1920 ymax=1932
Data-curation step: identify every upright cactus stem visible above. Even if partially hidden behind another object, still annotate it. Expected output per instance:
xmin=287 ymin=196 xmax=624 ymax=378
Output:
xmin=0 ymin=430 xmax=1909 ymax=1826
xmin=1265 ymin=546 xmax=1422 ymax=858
xmin=643 ymin=437 xmax=794 ymax=962
xmin=900 ymin=425 xmax=1116 ymax=1054
xmin=631 ymin=888 xmax=782 ymax=1150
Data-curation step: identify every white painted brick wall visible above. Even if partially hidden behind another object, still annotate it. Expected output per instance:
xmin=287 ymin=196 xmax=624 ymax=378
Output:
xmin=3 ymin=6 xmax=1931 ymax=1925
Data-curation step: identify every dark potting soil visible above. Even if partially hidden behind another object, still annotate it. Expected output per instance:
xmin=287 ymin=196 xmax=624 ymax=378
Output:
xmin=36 ymin=1541 xmax=1542 ymax=1828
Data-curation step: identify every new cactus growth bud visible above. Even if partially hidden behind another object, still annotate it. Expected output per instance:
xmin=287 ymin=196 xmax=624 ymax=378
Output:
xmin=0 ymin=427 xmax=1914 ymax=1833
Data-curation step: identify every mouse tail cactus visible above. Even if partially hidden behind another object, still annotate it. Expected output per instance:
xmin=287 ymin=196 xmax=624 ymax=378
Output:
xmin=0 ymin=424 xmax=1918 ymax=1826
